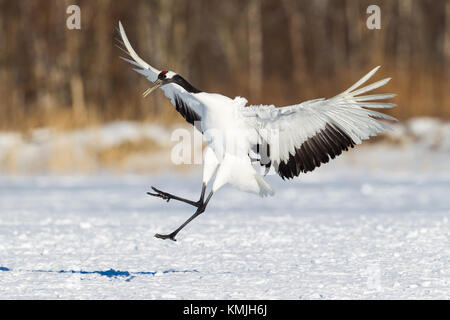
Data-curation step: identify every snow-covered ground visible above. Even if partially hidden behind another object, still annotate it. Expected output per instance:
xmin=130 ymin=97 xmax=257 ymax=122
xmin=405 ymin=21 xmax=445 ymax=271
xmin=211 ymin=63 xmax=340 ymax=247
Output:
xmin=1 ymin=164 xmax=449 ymax=299
xmin=0 ymin=118 xmax=449 ymax=299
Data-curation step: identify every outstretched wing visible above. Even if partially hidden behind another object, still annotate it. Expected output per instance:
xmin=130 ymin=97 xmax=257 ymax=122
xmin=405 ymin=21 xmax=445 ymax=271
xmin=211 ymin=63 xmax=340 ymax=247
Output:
xmin=240 ymin=66 xmax=396 ymax=179
xmin=117 ymin=21 xmax=203 ymax=130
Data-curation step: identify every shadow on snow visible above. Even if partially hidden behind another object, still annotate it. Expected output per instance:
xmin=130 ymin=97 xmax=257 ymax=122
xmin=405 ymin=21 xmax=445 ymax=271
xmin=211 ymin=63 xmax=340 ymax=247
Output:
xmin=0 ymin=266 xmax=198 ymax=282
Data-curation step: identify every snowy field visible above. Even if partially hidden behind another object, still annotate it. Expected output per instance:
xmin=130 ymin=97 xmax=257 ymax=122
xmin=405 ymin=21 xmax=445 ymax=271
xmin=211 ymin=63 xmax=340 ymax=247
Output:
xmin=1 ymin=163 xmax=449 ymax=299
xmin=0 ymin=118 xmax=449 ymax=299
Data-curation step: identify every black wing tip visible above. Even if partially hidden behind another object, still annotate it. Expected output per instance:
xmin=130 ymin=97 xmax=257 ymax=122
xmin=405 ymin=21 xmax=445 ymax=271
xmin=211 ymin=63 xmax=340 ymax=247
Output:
xmin=277 ymin=123 xmax=356 ymax=179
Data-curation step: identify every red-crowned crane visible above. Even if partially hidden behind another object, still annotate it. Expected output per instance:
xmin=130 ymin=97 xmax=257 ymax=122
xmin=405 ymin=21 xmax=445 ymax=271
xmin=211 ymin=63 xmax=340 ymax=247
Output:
xmin=117 ymin=21 xmax=396 ymax=241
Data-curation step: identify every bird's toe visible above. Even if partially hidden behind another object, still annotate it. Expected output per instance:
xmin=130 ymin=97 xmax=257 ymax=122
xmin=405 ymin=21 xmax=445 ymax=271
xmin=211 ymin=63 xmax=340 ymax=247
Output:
xmin=154 ymin=233 xmax=177 ymax=241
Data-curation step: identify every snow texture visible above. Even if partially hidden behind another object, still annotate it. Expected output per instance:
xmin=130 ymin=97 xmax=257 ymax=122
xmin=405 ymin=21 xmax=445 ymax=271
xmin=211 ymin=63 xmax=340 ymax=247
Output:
xmin=1 ymin=165 xmax=449 ymax=299
xmin=0 ymin=118 xmax=449 ymax=299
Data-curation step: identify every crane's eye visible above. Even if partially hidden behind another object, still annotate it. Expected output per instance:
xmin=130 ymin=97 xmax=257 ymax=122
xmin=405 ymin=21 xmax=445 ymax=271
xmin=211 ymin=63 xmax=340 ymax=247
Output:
xmin=158 ymin=70 xmax=168 ymax=80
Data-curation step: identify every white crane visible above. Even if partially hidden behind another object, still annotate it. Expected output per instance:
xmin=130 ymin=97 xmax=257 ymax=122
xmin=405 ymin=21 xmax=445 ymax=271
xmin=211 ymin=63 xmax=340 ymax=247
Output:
xmin=117 ymin=21 xmax=396 ymax=241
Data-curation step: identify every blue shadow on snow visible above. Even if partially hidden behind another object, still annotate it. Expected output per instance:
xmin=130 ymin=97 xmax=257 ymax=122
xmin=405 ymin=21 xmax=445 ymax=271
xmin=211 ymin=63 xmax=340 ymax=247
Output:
xmin=0 ymin=266 xmax=198 ymax=282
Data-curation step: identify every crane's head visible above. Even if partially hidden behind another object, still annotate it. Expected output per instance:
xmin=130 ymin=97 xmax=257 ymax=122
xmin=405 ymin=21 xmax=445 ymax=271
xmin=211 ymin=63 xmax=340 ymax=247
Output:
xmin=143 ymin=70 xmax=177 ymax=97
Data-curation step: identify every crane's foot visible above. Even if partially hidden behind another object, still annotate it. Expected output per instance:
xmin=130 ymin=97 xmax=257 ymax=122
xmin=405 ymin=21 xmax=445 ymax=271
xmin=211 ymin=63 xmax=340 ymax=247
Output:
xmin=154 ymin=232 xmax=177 ymax=241
xmin=152 ymin=189 xmax=213 ymax=242
xmin=154 ymin=205 xmax=206 ymax=242
xmin=147 ymin=186 xmax=201 ymax=207
xmin=147 ymin=186 xmax=173 ymax=202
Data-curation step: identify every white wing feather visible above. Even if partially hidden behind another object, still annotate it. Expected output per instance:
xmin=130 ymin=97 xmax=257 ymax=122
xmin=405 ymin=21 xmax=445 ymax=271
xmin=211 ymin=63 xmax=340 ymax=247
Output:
xmin=117 ymin=21 xmax=204 ymax=127
xmin=118 ymin=21 xmax=160 ymax=82
xmin=241 ymin=66 xmax=397 ymax=166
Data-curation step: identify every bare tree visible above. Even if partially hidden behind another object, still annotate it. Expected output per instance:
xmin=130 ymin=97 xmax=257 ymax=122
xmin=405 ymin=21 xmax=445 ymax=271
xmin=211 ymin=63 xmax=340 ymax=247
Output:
xmin=247 ymin=0 xmax=263 ymax=102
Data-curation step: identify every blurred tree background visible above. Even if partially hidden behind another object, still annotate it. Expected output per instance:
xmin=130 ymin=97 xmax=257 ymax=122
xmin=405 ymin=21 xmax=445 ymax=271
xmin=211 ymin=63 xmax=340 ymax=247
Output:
xmin=0 ymin=0 xmax=449 ymax=131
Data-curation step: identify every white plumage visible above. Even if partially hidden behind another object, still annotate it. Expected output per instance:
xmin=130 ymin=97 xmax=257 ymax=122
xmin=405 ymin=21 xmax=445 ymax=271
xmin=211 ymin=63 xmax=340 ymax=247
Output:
xmin=117 ymin=21 xmax=396 ymax=240
xmin=241 ymin=66 xmax=396 ymax=170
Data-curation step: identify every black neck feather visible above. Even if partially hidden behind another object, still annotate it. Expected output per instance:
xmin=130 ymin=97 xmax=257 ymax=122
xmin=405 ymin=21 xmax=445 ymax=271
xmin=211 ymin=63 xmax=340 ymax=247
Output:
xmin=169 ymin=75 xmax=201 ymax=93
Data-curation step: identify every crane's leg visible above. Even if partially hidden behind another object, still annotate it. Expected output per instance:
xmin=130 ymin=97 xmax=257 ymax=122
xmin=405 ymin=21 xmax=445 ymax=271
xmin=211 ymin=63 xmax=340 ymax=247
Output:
xmin=153 ymin=147 xmax=219 ymax=241
xmin=147 ymin=184 xmax=206 ymax=208
xmin=154 ymin=191 xmax=214 ymax=241
xmin=148 ymin=146 xmax=219 ymax=208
